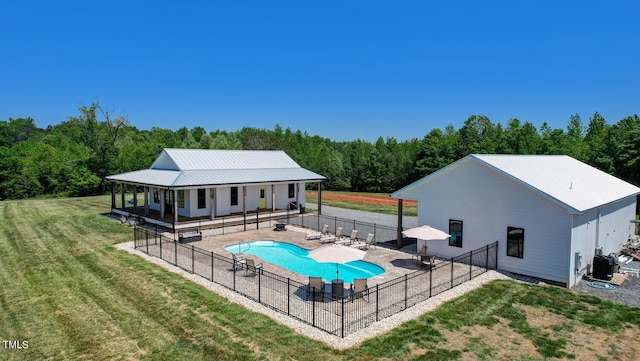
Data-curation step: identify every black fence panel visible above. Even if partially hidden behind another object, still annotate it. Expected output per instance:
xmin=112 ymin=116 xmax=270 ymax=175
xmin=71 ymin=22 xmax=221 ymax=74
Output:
xmin=133 ymin=226 xmax=498 ymax=338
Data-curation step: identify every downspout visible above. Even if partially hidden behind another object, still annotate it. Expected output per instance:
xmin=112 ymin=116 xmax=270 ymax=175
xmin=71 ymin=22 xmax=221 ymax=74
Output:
xmin=596 ymin=207 xmax=601 ymax=252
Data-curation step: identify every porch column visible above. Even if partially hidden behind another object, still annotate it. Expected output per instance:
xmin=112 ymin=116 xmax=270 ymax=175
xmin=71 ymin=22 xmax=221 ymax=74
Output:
xmin=210 ymin=188 xmax=215 ymax=220
xmin=397 ymin=199 xmax=403 ymax=249
xmin=160 ymin=189 xmax=165 ymax=222
xmin=120 ymin=183 xmax=126 ymax=211
xmin=317 ymin=182 xmax=322 ymax=215
xmin=143 ymin=186 xmax=149 ymax=216
xmin=132 ymin=187 xmax=138 ymax=214
xmin=242 ymin=186 xmax=247 ymax=214
xmin=296 ymin=183 xmax=300 ymax=212
xmin=111 ymin=183 xmax=116 ymax=209
xmin=173 ymin=189 xmax=178 ymax=227
xmin=271 ymin=184 xmax=275 ymax=212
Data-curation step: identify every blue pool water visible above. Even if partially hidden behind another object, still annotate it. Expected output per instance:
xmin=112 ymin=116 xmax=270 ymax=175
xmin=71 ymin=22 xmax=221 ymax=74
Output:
xmin=224 ymin=241 xmax=384 ymax=284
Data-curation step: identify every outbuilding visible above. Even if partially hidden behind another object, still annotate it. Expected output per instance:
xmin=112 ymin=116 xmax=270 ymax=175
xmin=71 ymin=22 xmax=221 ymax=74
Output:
xmin=391 ymin=154 xmax=640 ymax=287
xmin=107 ymin=148 xmax=325 ymax=231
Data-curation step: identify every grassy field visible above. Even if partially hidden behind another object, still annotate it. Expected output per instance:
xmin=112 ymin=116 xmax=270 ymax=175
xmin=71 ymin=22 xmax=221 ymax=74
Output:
xmin=305 ymin=191 xmax=418 ymax=216
xmin=1 ymin=196 xmax=639 ymax=360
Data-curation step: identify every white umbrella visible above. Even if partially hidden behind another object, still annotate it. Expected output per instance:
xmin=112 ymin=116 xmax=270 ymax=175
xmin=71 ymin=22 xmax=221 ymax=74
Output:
xmin=308 ymin=244 xmax=366 ymax=280
xmin=402 ymin=225 xmax=450 ymax=246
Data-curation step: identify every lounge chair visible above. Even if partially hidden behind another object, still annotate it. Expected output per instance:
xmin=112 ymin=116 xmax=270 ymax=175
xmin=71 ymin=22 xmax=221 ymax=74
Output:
xmin=320 ymin=227 xmax=343 ymax=244
xmin=232 ymin=253 xmax=246 ymax=271
xmin=245 ymin=258 xmax=263 ymax=276
xmin=351 ymin=278 xmax=369 ymax=302
xmin=306 ymin=224 xmax=329 ymax=240
xmin=307 ymin=276 xmax=326 ymax=301
xmin=337 ymin=230 xmax=358 ymax=245
xmin=354 ymin=233 xmax=375 ymax=250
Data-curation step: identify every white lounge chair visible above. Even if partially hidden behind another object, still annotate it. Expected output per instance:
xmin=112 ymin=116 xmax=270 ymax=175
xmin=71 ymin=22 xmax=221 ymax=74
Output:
xmin=354 ymin=233 xmax=376 ymax=250
xmin=337 ymin=230 xmax=358 ymax=245
xmin=306 ymin=224 xmax=329 ymax=240
xmin=320 ymin=227 xmax=342 ymax=244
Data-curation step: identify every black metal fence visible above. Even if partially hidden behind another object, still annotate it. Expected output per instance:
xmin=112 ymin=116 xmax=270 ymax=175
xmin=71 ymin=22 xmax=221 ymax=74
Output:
xmin=133 ymin=226 xmax=498 ymax=338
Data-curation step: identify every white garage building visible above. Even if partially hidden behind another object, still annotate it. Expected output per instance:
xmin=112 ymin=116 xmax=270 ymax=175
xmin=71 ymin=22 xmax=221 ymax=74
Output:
xmin=391 ymin=154 xmax=639 ymax=287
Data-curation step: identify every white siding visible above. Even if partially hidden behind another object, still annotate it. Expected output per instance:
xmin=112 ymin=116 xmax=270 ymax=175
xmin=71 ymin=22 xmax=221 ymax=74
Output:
xmin=409 ymin=160 xmax=572 ymax=285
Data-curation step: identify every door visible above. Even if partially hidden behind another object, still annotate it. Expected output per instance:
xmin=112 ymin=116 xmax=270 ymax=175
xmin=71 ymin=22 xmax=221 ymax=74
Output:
xmin=259 ymin=188 xmax=266 ymax=209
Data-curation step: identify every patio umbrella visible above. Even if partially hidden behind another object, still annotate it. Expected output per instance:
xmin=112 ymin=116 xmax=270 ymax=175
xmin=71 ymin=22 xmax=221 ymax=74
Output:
xmin=402 ymin=225 xmax=450 ymax=245
xmin=308 ymin=244 xmax=366 ymax=281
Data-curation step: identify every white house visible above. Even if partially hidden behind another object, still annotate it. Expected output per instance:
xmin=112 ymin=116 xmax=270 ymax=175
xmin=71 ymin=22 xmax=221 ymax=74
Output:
xmin=391 ymin=154 xmax=640 ymax=287
xmin=107 ymin=149 xmax=325 ymax=230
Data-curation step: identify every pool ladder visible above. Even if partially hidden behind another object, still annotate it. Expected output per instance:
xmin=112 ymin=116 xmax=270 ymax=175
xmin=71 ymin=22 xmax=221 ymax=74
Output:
xmin=237 ymin=240 xmax=250 ymax=254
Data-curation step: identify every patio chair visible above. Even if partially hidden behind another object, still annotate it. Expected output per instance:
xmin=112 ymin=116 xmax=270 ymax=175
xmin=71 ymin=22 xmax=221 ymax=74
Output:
xmin=306 ymin=224 xmax=329 ymax=240
xmin=232 ymin=253 xmax=246 ymax=271
xmin=320 ymin=227 xmax=342 ymax=244
xmin=421 ymin=254 xmax=436 ymax=270
xmin=351 ymin=278 xmax=369 ymax=302
xmin=245 ymin=258 xmax=263 ymax=276
xmin=354 ymin=233 xmax=375 ymax=250
xmin=307 ymin=276 xmax=326 ymax=301
xmin=416 ymin=244 xmax=429 ymax=264
xmin=337 ymin=230 xmax=358 ymax=245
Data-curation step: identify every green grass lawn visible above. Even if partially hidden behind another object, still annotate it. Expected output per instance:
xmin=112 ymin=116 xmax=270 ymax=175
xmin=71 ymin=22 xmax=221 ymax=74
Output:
xmin=1 ymin=196 xmax=638 ymax=360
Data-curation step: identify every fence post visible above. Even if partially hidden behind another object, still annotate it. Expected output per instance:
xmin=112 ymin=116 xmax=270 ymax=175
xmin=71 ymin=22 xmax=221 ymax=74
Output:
xmin=211 ymin=251 xmax=214 ymax=282
xmin=287 ymin=278 xmax=290 ymax=315
xmin=159 ymin=236 xmax=162 ymax=259
xmin=450 ymin=258 xmax=454 ymax=289
xmin=192 ymin=245 xmax=195 ymax=274
xmin=404 ymin=274 xmax=408 ymax=310
xmin=341 ymin=297 xmax=345 ymax=338
xmin=258 ymin=271 xmax=261 ymax=303
xmin=256 ymin=211 xmax=259 ymax=230
xmin=485 ymin=244 xmax=489 ymax=271
xmin=429 ymin=266 xmax=433 ymax=298
xmin=243 ymin=213 xmax=246 ymax=231
xmin=469 ymin=250 xmax=473 ymax=280
xmin=312 ymin=291 xmax=316 ymax=327
xmin=174 ymin=241 xmax=178 ymax=266
xmin=375 ymin=284 xmax=379 ymax=322
xmin=146 ymin=230 xmax=149 ymax=254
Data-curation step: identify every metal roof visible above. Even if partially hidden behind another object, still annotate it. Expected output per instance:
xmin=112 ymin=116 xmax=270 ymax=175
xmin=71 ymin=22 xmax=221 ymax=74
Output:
xmin=150 ymin=149 xmax=301 ymax=170
xmin=392 ymin=154 xmax=640 ymax=214
xmin=107 ymin=149 xmax=325 ymax=187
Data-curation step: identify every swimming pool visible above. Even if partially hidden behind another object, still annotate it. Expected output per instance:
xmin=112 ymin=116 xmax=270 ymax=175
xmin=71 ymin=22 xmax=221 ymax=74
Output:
xmin=224 ymin=241 xmax=384 ymax=284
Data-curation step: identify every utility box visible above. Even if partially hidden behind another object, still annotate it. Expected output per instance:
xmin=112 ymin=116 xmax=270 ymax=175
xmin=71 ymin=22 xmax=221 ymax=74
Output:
xmin=574 ymin=251 xmax=582 ymax=273
xmin=592 ymin=255 xmax=614 ymax=280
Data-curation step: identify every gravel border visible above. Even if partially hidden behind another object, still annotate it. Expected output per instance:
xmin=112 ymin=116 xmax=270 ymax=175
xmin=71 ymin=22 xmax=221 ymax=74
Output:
xmin=115 ymin=240 xmax=511 ymax=349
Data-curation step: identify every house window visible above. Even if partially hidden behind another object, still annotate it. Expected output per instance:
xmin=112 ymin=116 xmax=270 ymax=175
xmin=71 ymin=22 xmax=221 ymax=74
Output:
xmin=197 ymin=189 xmax=206 ymax=209
xmin=231 ymin=187 xmax=238 ymax=206
xmin=288 ymin=183 xmax=295 ymax=198
xmin=507 ymin=227 xmax=524 ymax=258
xmin=153 ymin=189 xmax=159 ymax=203
xmin=177 ymin=190 xmax=185 ymax=209
xmin=449 ymin=220 xmax=463 ymax=248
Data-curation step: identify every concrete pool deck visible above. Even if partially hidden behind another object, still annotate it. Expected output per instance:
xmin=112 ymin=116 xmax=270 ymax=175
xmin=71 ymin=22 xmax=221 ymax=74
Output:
xmin=188 ymin=225 xmax=423 ymax=288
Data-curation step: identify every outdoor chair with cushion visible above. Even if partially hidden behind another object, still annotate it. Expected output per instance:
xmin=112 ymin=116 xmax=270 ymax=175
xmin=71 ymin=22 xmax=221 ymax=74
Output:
xmin=244 ymin=258 xmax=263 ymax=276
xmin=307 ymin=276 xmax=326 ymax=301
xmin=337 ymin=230 xmax=358 ymax=245
xmin=350 ymin=278 xmax=369 ymax=302
xmin=421 ymin=254 xmax=436 ymax=270
xmin=319 ymin=227 xmax=342 ymax=244
xmin=354 ymin=233 xmax=376 ymax=250
xmin=232 ymin=253 xmax=246 ymax=271
xmin=306 ymin=224 xmax=329 ymax=240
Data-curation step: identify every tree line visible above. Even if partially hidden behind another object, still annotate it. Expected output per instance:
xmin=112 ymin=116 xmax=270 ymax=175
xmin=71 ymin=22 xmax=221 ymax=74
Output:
xmin=1 ymin=102 xmax=639 ymax=200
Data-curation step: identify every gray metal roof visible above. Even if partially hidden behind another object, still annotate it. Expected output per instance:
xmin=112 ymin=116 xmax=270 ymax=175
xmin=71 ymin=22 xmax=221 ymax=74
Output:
xmin=107 ymin=149 xmax=325 ymax=187
xmin=150 ymin=149 xmax=301 ymax=170
xmin=392 ymin=154 xmax=640 ymax=214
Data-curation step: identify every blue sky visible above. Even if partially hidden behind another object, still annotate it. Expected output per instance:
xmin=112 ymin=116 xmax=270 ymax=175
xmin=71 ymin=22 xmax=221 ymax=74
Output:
xmin=1 ymin=1 xmax=638 ymax=142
